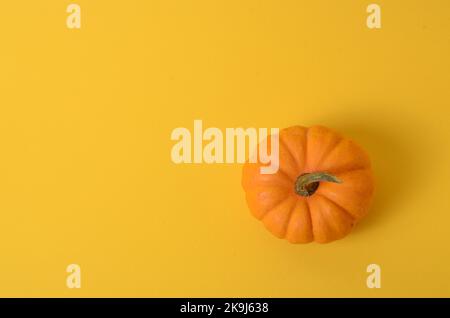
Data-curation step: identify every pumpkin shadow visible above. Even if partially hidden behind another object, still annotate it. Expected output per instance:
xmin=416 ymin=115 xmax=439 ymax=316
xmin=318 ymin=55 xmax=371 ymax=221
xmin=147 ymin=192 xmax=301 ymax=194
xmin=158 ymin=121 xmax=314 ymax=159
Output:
xmin=320 ymin=116 xmax=420 ymax=235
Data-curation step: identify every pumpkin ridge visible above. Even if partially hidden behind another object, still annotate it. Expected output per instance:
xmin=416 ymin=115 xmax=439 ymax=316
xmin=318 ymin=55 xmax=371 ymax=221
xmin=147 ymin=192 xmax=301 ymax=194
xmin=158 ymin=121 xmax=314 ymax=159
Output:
xmin=304 ymin=127 xmax=310 ymax=168
xmin=314 ymin=136 xmax=345 ymax=168
xmin=261 ymin=195 xmax=294 ymax=223
xmin=329 ymin=167 xmax=373 ymax=180
xmin=286 ymin=198 xmax=313 ymax=242
xmin=315 ymin=193 xmax=357 ymax=222
xmin=276 ymin=165 xmax=296 ymax=183
xmin=242 ymin=166 xmax=292 ymax=190
xmin=277 ymin=136 xmax=300 ymax=181
xmin=280 ymin=197 xmax=300 ymax=239
xmin=326 ymin=165 xmax=371 ymax=176
xmin=304 ymin=126 xmax=342 ymax=170
xmin=246 ymin=188 xmax=291 ymax=220
xmin=279 ymin=131 xmax=305 ymax=173
xmin=318 ymin=139 xmax=372 ymax=173
xmin=309 ymin=195 xmax=353 ymax=243
xmin=304 ymin=199 xmax=316 ymax=242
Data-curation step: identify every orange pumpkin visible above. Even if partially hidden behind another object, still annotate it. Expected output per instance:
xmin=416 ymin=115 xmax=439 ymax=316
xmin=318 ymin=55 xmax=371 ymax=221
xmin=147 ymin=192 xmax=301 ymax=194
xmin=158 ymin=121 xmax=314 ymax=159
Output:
xmin=242 ymin=125 xmax=374 ymax=244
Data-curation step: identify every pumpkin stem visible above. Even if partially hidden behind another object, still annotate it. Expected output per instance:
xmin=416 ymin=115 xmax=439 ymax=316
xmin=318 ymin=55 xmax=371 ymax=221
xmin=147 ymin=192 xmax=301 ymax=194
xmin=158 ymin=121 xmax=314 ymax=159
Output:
xmin=294 ymin=172 xmax=342 ymax=197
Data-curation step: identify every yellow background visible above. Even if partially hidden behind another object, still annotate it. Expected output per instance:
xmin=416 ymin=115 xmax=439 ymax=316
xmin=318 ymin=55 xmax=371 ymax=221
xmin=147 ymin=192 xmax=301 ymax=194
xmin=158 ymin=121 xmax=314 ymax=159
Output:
xmin=0 ymin=0 xmax=449 ymax=297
